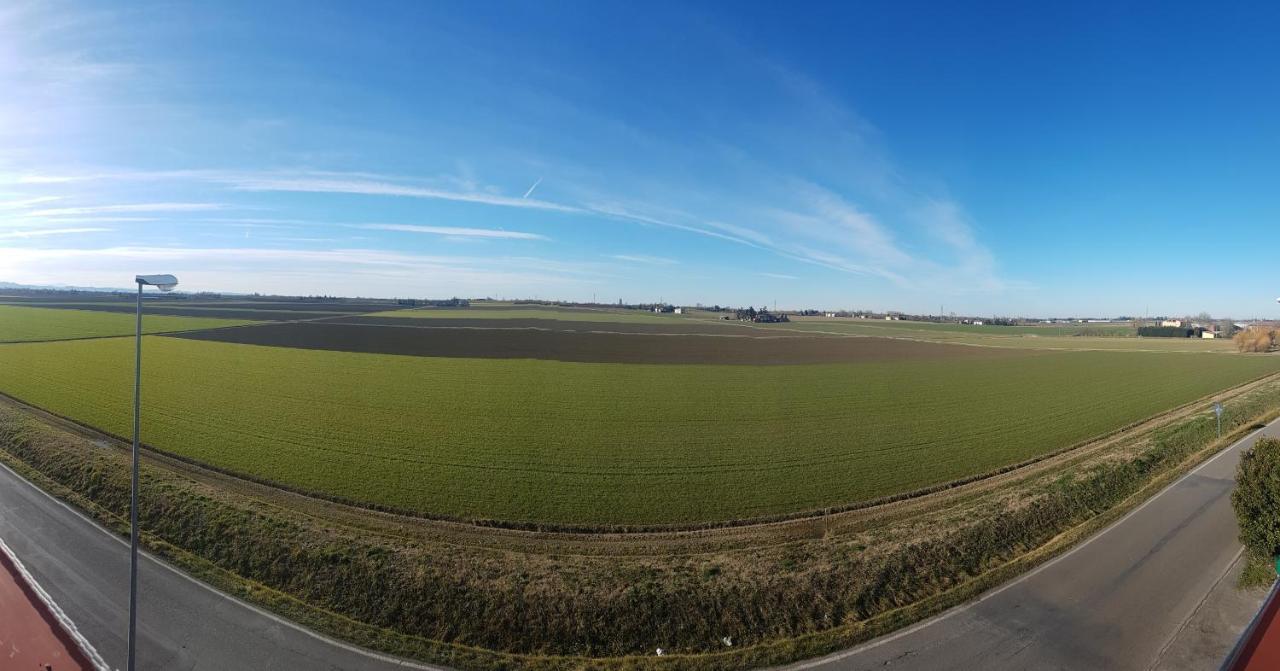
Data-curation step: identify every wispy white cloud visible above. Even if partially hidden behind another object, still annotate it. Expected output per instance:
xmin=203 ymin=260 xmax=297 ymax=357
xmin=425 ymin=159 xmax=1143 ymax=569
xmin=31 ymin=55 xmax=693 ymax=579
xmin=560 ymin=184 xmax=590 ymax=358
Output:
xmin=356 ymin=223 xmax=549 ymax=240
xmin=26 ymin=203 xmax=228 ymax=217
xmin=12 ymin=175 xmax=81 ymax=184
xmin=7 ymin=216 xmax=161 ymax=225
xmin=586 ymin=201 xmax=770 ymax=249
xmin=0 ymin=195 xmax=61 ymax=209
xmin=193 ymin=217 xmax=306 ymax=229
xmin=0 ymin=246 xmax=608 ymax=298
xmin=610 ymin=254 xmax=678 ymax=265
xmin=0 ymin=0 xmax=1024 ymax=309
xmin=757 ymin=272 xmax=797 ymax=280
xmin=0 ymin=227 xmax=111 ymax=239
xmin=230 ymin=176 xmax=581 ymax=214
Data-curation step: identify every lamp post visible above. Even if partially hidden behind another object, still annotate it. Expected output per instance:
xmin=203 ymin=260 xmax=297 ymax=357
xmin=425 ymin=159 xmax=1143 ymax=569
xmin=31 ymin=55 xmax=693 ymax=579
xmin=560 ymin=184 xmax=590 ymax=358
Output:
xmin=129 ymin=274 xmax=177 ymax=671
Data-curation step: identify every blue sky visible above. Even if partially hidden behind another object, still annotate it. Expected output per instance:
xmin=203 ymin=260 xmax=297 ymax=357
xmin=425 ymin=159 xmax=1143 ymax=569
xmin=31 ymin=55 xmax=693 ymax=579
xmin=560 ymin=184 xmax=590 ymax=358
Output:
xmin=3 ymin=1 xmax=1280 ymax=316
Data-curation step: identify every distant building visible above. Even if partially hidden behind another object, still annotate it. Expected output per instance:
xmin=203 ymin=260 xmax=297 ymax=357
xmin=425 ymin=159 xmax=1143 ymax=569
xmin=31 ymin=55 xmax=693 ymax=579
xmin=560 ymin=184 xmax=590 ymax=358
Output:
xmin=1202 ymin=331 xmax=1216 ymax=339
xmin=673 ymin=307 xmax=683 ymax=314
xmin=825 ymin=312 xmax=837 ymax=318
xmin=972 ymin=320 xmax=984 ymax=326
xmin=1161 ymin=319 xmax=1183 ymax=327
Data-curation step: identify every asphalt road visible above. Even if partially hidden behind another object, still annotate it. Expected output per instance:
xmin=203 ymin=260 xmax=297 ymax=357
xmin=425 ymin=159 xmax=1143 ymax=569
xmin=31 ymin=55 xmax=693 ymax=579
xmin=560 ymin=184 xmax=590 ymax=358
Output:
xmin=0 ymin=416 xmax=1271 ymax=671
xmin=781 ymin=418 xmax=1280 ymax=671
xmin=0 ymin=461 xmax=442 ymax=671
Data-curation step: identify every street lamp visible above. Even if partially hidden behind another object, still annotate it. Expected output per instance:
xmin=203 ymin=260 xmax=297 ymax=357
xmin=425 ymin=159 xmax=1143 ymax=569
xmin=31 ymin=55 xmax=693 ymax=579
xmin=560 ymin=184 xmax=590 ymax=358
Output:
xmin=129 ymin=274 xmax=177 ymax=671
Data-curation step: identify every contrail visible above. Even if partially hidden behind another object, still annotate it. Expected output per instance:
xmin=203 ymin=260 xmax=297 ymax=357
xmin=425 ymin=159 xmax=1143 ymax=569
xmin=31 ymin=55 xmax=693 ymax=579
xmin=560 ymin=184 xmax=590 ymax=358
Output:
xmin=522 ymin=177 xmax=543 ymax=199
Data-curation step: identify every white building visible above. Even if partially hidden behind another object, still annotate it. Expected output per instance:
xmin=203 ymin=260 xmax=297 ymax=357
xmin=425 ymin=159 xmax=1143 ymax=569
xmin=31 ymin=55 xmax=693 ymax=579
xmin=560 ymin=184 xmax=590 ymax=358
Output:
xmin=1161 ymin=319 xmax=1183 ymax=327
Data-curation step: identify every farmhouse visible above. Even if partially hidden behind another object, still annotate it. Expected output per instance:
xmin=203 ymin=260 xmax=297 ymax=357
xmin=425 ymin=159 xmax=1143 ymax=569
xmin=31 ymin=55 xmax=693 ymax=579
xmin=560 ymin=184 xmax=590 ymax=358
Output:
xmin=1161 ymin=319 xmax=1183 ymax=327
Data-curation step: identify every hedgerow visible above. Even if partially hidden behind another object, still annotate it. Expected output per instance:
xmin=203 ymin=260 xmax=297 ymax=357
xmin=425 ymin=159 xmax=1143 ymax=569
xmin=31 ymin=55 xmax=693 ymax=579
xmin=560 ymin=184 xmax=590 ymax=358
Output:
xmin=1233 ymin=437 xmax=1280 ymax=565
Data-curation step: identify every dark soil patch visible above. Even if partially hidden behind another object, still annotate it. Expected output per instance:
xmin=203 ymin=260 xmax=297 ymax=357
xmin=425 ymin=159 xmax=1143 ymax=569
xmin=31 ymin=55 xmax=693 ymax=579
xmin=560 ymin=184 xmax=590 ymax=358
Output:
xmin=324 ymin=315 xmax=772 ymax=335
xmin=168 ymin=320 xmax=1025 ymax=364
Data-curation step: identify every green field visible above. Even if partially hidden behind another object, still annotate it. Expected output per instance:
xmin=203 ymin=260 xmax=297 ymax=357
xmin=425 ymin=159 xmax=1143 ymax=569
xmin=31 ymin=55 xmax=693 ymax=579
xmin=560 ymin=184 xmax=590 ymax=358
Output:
xmin=0 ymin=335 xmax=1273 ymax=526
xmin=0 ymin=305 xmax=253 ymax=342
xmin=768 ymin=318 xmax=1232 ymax=352
xmin=790 ymin=318 xmax=1137 ymax=336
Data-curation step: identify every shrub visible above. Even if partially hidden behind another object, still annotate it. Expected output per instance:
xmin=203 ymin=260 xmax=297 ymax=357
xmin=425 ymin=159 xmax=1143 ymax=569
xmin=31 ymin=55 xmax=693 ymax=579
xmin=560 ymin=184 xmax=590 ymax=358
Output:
xmin=1232 ymin=437 xmax=1280 ymax=561
xmin=1235 ymin=327 xmax=1276 ymax=353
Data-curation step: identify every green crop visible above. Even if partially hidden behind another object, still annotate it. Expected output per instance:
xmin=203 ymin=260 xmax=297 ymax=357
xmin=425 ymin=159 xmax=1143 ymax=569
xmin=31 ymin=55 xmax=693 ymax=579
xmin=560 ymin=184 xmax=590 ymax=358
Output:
xmin=0 ymin=305 xmax=254 ymax=342
xmin=0 ymin=336 xmax=1275 ymax=526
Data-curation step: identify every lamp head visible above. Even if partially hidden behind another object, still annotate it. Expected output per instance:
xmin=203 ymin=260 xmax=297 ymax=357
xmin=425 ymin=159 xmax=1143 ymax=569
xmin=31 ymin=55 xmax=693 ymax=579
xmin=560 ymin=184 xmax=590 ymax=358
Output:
xmin=136 ymin=274 xmax=178 ymax=292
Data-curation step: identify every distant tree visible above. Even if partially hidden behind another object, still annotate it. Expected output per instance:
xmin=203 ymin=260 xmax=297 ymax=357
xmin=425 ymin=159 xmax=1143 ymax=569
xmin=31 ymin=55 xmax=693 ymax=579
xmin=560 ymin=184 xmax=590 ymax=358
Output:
xmin=1233 ymin=437 xmax=1280 ymax=561
xmin=1139 ymin=326 xmax=1193 ymax=338
xmin=1195 ymin=311 xmax=1213 ymax=323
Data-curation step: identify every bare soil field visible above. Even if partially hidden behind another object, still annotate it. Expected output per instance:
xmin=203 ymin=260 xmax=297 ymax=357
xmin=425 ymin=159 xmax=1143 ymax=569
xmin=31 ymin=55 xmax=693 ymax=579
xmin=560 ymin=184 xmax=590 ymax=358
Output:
xmin=181 ymin=301 xmax=402 ymax=312
xmin=325 ymin=315 xmax=769 ymax=335
xmin=168 ymin=320 xmax=1027 ymax=364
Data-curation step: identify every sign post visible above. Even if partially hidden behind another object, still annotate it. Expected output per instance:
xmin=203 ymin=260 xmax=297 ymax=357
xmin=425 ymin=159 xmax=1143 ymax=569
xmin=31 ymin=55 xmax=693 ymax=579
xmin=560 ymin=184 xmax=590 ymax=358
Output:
xmin=1213 ymin=401 xmax=1223 ymax=439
